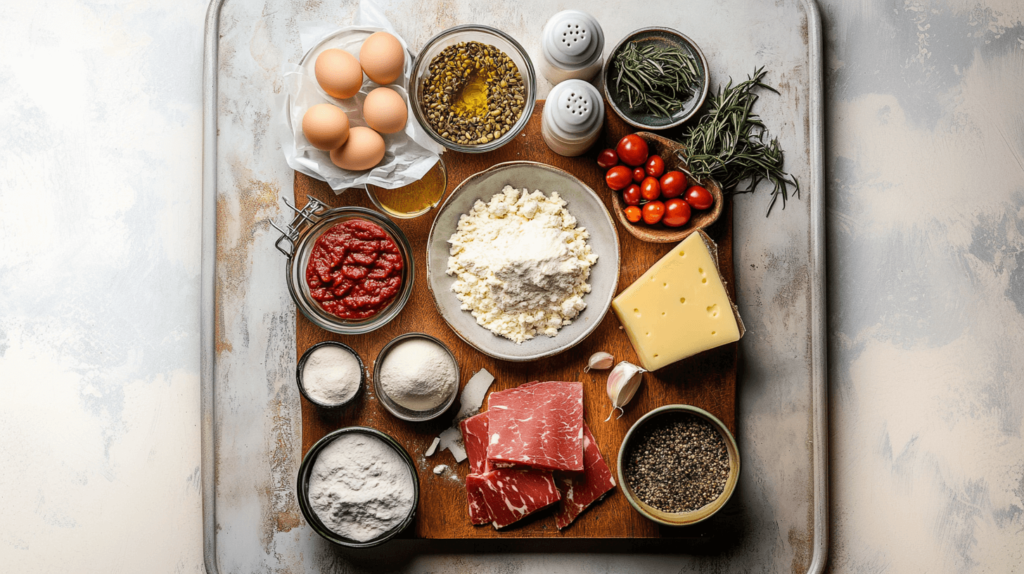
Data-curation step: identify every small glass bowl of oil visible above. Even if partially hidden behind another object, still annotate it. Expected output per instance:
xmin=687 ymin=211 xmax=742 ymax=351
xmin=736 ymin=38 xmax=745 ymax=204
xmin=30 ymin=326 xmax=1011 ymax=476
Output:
xmin=365 ymin=158 xmax=448 ymax=219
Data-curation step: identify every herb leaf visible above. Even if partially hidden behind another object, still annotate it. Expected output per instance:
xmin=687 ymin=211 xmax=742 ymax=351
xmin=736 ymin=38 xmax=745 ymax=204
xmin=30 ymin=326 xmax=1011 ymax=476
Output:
xmin=678 ymin=67 xmax=799 ymax=216
xmin=611 ymin=41 xmax=700 ymax=119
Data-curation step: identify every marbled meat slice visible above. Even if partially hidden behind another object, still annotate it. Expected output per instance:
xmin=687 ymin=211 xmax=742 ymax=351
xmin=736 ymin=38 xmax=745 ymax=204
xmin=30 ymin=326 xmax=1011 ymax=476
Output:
xmin=554 ymin=422 xmax=617 ymax=529
xmin=460 ymin=412 xmax=493 ymax=525
xmin=460 ymin=412 xmax=490 ymax=475
xmin=465 ymin=474 xmax=492 ymax=525
xmin=485 ymin=381 xmax=584 ymax=472
xmin=475 ymin=468 xmax=561 ymax=530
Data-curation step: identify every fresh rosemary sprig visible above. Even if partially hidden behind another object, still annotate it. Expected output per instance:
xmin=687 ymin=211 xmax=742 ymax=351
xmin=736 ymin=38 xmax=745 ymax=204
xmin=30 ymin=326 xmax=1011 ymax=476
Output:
xmin=612 ymin=41 xmax=700 ymax=118
xmin=678 ymin=67 xmax=799 ymax=216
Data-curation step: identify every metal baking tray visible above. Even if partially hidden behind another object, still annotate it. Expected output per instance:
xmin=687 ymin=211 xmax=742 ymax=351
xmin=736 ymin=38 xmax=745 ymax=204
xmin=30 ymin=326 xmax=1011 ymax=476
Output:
xmin=201 ymin=0 xmax=827 ymax=571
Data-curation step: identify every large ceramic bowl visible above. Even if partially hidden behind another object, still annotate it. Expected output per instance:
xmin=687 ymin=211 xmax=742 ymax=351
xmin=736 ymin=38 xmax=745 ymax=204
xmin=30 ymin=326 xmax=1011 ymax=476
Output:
xmin=410 ymin=25 xmax=536 ymax=153
xmin=426 ymin=162 xmax=619 ymax=362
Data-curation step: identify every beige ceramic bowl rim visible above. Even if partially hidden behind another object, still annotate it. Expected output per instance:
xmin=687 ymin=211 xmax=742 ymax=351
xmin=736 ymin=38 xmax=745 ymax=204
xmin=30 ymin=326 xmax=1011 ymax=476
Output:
xmin=617 ymin=404 xmax=741 ymax=526
xmin=601 ymin=26 xmax=711 ymax=130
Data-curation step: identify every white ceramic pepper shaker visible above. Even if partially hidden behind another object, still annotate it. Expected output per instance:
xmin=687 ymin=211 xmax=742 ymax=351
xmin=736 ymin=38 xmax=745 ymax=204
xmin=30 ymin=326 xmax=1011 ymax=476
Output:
xmin=539 ymin=10 xmax=605 ymax=85
xmin=541 ymin=79 xmax=604 ymax=157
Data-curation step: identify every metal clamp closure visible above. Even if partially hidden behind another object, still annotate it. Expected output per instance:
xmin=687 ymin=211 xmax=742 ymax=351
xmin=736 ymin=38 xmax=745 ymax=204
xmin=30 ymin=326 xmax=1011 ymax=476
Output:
xmin=270 ymin=197 xmax=328 ymax=258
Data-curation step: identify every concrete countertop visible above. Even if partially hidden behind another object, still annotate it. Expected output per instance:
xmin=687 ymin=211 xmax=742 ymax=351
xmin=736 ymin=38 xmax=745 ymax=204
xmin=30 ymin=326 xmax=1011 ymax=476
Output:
xmin=0 ymin=0 xmax=1021 ymax=572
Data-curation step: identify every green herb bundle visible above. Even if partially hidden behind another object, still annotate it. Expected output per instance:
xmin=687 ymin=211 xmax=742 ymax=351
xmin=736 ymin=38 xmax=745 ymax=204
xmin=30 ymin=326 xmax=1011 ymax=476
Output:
xmin=612 ymin=41 xmax=700 ymax=118
xmin=679 ymin=67 xmax=799 ymax=216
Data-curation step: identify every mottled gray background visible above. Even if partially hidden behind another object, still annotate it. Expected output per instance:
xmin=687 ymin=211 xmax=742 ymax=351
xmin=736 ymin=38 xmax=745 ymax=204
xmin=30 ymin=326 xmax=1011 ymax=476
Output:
xmin=1 ymin=0 xmax=1022 ymax=572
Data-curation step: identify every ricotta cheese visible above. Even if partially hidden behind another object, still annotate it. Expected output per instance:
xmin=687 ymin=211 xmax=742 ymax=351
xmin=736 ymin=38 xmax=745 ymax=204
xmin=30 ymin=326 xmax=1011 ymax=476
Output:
xmin=446 ymin=186 xmax=598 ymax=343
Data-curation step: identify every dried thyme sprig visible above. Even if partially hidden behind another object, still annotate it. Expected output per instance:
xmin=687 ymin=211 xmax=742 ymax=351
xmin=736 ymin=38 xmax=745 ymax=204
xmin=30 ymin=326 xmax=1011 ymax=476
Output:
xmin=611 ymin=41 xmax=700 ymax=118
xmin=678 ymin=67 xmax=799 ymax=216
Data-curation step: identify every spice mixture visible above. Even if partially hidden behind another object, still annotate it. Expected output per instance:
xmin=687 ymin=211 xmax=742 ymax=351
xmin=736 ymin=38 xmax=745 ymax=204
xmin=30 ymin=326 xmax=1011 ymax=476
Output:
xmin=624 ymin=413 xmax=730 ymax=513
xmin=419 ymin=41 xmax=526 ymax=146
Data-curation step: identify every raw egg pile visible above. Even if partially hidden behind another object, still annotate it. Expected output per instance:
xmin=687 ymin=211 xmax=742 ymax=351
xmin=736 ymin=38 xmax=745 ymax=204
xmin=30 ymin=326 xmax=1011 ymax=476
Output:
xmin=301 ymin=31 xmax=408 ymax=172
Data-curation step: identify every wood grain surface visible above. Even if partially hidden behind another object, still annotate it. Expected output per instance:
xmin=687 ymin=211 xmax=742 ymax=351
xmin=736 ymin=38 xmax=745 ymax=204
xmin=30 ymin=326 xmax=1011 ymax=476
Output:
xmin=293 ymin=101 xmax=737 ymax=539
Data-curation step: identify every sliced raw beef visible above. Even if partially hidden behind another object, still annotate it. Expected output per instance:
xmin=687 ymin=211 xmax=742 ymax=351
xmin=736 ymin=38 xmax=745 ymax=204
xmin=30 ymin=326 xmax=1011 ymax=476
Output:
xmin=460 ymin=412 xmax=493 ymax=525
xmin=459 ymin=412 xmax=490 ymax=475
xmin=554 ymin=422 xmax=617 ymax=529
xmin=465 ymin=475 xmax=493 ymax=525
xmin=475 ymin=468 xmax=561 ymax=529
xmin=486 ymin=381 xmax=584 ymax=472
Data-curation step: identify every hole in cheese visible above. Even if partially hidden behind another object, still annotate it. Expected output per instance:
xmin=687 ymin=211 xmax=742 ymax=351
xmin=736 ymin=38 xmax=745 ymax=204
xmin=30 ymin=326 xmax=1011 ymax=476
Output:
xmin=702 ymin=278 xmax=708 ymax=284
xmin=679 ymin=297 xmax=686 ymax=304
xmin=679 ymin=251 xmax=685 ymax=256
xmin=712 ymin=331 xmax=717 ymax=335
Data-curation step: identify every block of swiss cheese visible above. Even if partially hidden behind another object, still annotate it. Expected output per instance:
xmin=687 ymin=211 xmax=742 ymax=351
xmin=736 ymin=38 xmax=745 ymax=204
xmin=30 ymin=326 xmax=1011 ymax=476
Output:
xmin=611 ymin=231 xmax=744 ymax=371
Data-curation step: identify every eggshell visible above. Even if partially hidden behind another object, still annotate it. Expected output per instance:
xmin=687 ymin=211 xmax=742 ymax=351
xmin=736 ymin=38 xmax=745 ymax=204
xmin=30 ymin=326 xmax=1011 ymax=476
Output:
xmin=362 ymin=87 xmax=408 ymax=134
xmin=330 ymin=127 xmax=386 ymax=171
xmin=359 ymin=32 xmax=405 ymax=85
xmin=301 ymin=104 xmax=351 ymax=150
xmin=315 ymin=49 xmax=363 ymax=99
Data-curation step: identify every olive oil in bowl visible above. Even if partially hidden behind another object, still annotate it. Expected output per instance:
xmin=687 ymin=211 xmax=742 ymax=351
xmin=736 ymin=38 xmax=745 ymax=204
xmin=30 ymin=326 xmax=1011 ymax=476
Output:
xmin=366 ymin=158 xmax=448 ymax=219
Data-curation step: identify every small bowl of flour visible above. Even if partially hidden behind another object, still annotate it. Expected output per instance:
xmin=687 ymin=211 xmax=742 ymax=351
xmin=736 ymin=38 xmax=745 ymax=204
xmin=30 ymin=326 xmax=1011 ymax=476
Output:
xmin=297 ymin=427 xmax=419 ymax=547
xmin=297 ymin=342 xmax=365 ymax=408
xmin=373 ymin=333 xmax=460 ymax=422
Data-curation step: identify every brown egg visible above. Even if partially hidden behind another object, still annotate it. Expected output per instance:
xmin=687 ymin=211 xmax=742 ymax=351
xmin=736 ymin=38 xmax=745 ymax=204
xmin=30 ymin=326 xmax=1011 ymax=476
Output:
xmin=330 ymin=127 xmax=386 ymax=171
xmin=314 ymin=49 xmax=363 ymax=99
xmin=362 ymin=87 xmax=408 ymax=134
xmin=359 ymin=32 xmax=405 ymax=85
xmin=301 ymin=104 xmax=350 ymax=150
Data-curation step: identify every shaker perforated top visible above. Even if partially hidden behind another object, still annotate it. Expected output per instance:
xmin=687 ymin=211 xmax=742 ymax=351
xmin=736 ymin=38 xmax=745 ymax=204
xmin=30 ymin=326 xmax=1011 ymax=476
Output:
xmin=542 ymin=10 xmax=604 ymax=68
xmin=547 ymin=79 xmax=603 ymax=138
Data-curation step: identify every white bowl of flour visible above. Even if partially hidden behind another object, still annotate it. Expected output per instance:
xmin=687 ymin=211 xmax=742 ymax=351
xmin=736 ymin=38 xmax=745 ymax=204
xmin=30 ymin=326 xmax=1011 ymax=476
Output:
xmin=297 ymin=342 xmax=365 ymax=408
xmin=373 ymin=332 xmax=460 ymax=422
xmin=297 ymin=427 xmax=419 ymax=547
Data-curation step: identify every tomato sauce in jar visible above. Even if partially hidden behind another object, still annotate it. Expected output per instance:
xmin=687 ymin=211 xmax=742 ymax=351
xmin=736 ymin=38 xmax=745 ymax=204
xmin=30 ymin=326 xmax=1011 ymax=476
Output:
xmin=305 ymin=218 xmax=404 ymax=320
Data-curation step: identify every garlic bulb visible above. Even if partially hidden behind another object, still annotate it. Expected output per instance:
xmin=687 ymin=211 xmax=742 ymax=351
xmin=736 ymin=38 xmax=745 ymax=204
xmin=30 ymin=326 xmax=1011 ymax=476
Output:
xmin=605 ymin=361 xmax=646 ymax=421
xmin=584 ymin=352 xmax=614 ymax=373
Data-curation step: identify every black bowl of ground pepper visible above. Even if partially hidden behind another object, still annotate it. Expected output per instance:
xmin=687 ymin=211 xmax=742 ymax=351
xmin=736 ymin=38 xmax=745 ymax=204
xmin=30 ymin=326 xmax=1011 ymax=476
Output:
xmin=617 ymin=405 xmax=740 ymax=526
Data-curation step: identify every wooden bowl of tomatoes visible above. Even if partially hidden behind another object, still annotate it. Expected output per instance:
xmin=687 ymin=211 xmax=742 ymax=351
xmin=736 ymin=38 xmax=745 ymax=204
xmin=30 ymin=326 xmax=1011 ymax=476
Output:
xmin=599 ymin=132 xmax=723 ymax=243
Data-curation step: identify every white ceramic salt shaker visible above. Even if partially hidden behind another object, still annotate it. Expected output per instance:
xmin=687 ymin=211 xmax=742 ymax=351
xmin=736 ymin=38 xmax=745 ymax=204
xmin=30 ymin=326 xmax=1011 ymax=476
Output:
xmin=539 ymin=11 xmax=605 ymax=85
xmin=541 ymin=79 xmax=604 ymax=157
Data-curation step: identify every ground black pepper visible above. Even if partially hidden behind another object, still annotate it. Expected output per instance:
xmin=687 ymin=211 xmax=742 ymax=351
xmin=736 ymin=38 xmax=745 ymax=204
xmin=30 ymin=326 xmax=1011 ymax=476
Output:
xmin=624 ymin=413 xmax=731 ymax=513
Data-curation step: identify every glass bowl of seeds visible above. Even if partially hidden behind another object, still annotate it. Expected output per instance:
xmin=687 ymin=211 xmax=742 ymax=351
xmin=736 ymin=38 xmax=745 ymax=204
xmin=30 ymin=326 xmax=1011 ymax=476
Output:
xmin=617 ymin=404 xmax=740 ymax=526
xmin=411 ymin=25 xmax=536 ymax=153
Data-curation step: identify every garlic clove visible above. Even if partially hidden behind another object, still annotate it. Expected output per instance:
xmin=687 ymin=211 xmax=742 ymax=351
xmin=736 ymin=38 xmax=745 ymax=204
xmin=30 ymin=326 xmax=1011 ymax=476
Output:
xmin=584 ymin=351 xmax=614 ymax=373
xmin=605 ymin=361 xmax=646 ymax=421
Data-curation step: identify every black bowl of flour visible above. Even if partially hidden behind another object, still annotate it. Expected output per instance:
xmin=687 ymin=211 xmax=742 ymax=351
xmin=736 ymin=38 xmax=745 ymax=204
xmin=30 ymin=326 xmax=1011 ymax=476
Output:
xmin=297 ymin=427 xmax=419 ymax=547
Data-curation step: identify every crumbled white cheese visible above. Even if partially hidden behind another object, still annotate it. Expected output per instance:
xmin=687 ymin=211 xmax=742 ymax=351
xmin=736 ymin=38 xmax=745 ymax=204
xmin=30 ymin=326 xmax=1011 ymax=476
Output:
xmin=446 ymin=186 xmax=598 ymax=344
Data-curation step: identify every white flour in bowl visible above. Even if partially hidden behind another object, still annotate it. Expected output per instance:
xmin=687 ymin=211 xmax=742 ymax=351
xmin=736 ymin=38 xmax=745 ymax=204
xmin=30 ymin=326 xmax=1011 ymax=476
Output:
xmin=446 ymin=186 xmax=598 ymax=343
xmin=307 ymin=433 xmax=415 ymax=542
xmin=302 ymin=345 xmax=362 ymax=405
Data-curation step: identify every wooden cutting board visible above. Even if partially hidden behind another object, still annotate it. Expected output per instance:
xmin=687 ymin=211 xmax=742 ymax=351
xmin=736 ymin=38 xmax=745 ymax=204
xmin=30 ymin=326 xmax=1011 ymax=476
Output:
xmin=293 ymin=101 xmax=737 ymax=539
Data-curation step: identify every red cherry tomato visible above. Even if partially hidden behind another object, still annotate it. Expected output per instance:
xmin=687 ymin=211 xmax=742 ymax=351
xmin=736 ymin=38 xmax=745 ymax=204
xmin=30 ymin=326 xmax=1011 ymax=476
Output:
xmin=640 ymin=176 xmax=661 ymax=201
xmin=616 ymin=134 xmax=649 ymax=166
xmin=632 ymin=167 xmax=646 ymax=183
xmin=622 ymin=184 xmax=641 ymax=206
xmin=645 ymin=155 xmax=665 ymax=178
xmin=596 ymin=148 xmax=618 ymax=169
xmin=659 ymin=171 xmax=688 ymax=199
xmin=685 ymin=185 xmax=714 ymax=210
xmin=642 ymin=201 xmax=665 ymax=225
xmin=606 ymin=165 xmax=632 ymax=191
xmin=624 ymin=205 xmax=642 ymax=223
xmin=663 ymin=198 xmax=692 ymax=227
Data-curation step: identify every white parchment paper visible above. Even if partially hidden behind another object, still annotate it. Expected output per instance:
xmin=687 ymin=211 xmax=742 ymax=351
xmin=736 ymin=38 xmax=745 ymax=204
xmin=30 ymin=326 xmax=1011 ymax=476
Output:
xmin=276 ymin=0 xmax=442 ymax=192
